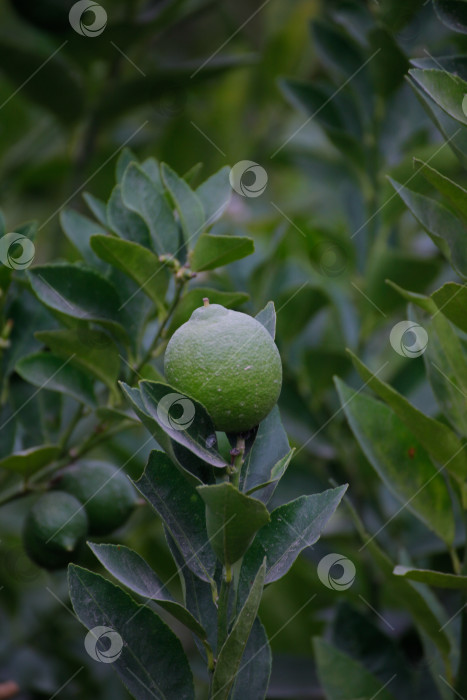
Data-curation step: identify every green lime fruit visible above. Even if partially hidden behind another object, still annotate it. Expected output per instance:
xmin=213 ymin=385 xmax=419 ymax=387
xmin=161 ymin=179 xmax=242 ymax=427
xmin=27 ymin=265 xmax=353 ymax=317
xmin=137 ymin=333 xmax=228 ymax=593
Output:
xmin=164 ymin=302 xmax=282 ymax=433
xmin=55 ymin=461 xmax=138 ymax=536
xmin=23 ymin=491 xmax=88 ymax=570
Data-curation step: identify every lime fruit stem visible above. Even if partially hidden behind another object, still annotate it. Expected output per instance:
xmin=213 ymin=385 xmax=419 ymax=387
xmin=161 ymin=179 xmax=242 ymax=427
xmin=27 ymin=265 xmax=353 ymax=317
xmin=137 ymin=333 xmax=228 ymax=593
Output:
xmin=203 ymin=297 xmax=210 ymax=306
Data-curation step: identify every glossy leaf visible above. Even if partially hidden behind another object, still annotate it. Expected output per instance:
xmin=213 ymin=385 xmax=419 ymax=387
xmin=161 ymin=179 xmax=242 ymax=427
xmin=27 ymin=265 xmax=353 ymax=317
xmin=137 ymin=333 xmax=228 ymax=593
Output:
xmin=69 ymin=565 xmax=194 ymax=700
xmin=88 ymin=543 xmax=207 ymax=639
xmin=190 ymin=234 xmax=254 ymax=272
xmin=314 ymin=638 xmax=397 ymax=700
xmin=134 ymin=450 xmax=217 ymax=582
xmin=107 ymin=184 xmax=151 ymax=247
xmin=415 ymin=158 xmax=467 ymax=222
xmin=16 ymin=352 xmax=96 ymax=407
xmin=90 ymin=235 xmax=169 ymax=309
xmin=211 ymin=560 xmax=266 ymax=700
xmin=335 ymin=378 xmax=455 ymax=544
xmin=348 ymin=351 xmax=467 ymax=482
xmin=122 ymin=163 xmax=179 ymax=256
xmin=36 ymin=328 xmax=120 ymax=397
xmin=166 ymin=288 xmax=249 ymax=336
xmin=161 ymin=163 xmax=205 ymax=247
xmin=0 ymin=445 xmax=60 ymax=477
xmin=139 ymin=380 xmax=227 ymax=469
xmin=197 ymin=483 xmax=270 ymax=567
xmin=60 ymin=210 xmax=109 ymax=266
xmin=239 ymin=486 xmax=347 ymax=600
xmin=196 ymin=166 xmax=232 ymax=226
xmin=28 ymin=264 xmax=127 ymax=341
xmin=409 ymin=68 xmax=467 ymax=126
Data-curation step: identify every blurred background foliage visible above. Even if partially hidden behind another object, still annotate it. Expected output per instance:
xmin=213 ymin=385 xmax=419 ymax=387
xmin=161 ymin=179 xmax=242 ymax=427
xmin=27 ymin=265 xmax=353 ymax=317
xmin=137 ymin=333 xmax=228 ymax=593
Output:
xmin=1 ymin=0 xmax=467 ymax=697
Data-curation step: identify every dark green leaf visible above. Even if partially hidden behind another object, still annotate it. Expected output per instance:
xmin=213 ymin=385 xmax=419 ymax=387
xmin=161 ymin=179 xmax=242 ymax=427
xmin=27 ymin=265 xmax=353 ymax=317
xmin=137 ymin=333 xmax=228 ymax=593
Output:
xmin=432 ymin=282 xmax=467 ymax=333
xmin=134 ymin=450 xmax=217 ymax=582
xmin=415 ymin=158 xmax=467 ymax=222
xmin=36 ymin=328 xmax=120 ymax=398
xmin=116 ymin=147 xmax=137 ymax=183
xmin=166 ymin=288 xmax=249 ymax=336
xmin=211 ymin=560 xmax=266 ymax=700
xmin=335 ymin=378 xmax=455 ymax=544
xmin=0 ymin=445 xmax=60 ymax=477
xmin=161 ymin=163 xmax=205 ymax=247
xmin=230 ymin=618 xmax=271 ymax=700
xmin=68 ymin=565 xmax=194 ymax=700
xmin=314 ymin=638 xmax=397 ymax=700
xmin=88 ymin=543 xmax=207 ymax=639
xmin=348 ymin=350 xmax=467 ymax=482
xmin=239 ymin=486 xmax=347 ymax=598
xmin=83 ymin=192 xmax=108 ymax=227
xmin=122 ymin=163 xmax=179 ymax=256
xmin=409 ymin=68 xmax=467 ymax=126
xmin=393 ymin=565 xmax=467 ymax=589
xmin=388 ymin=177 xmax=467 ymax=278
xmin=368 ymin=27 xmax=409 ymax=96
xmin=107 ymin=184 xmax=151 ymax=247
xmin=16 ymin=352 xmax=96 ymax=407
xmin=90 ymin=235 xmax=169 ymax=309
xmin=197 ymin=483 xmax=270 ymax=567
xmin=190 ymin=234 xmax=254 ymax=272
xmin=139 ymin=381 xmax=227 ymax=469
xmin=196 ymin=166 xmax=232 ymax=226
xmin=28 ymin=263 xmax=128 ymax=342
xmin=60 ymin=210 xmax=109 ymax=266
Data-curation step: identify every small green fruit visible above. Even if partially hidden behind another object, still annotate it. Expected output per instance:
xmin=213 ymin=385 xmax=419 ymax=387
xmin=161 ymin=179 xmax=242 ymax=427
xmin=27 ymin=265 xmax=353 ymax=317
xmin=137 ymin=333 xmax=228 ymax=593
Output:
xmin=55 ymin=461 xmax=138 ymax=536
xmin=23 ymin=491 xmax=88 ymax=570
xmin=164 ymin=303 xmax=282 ymax=433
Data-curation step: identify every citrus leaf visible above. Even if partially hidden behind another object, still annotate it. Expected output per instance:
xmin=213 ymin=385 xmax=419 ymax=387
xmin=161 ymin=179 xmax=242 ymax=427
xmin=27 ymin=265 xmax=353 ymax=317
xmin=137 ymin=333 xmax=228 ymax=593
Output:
xmin=0 ymin=445 xmax=60 ymax=477
xmin=139 ymin=380 xmax=227 ymax=469
xmin=239 ymin=485 xmax=348 ymax=601
xmin=107 ymin=184 xmax=151 ymax=247
xmin=83 ymin=192 xmax=108 ymax=227
xmin=409 ymin=68 xmax=467 ymax=125
xmin=166 ymin=288 xmax=249 ymax=336
xmin=230 ymin=618 xmax=271 ymax=700
xmin=90 ymin=235 xmax=169 ymax=309
xmin=432 ymin=282 xmax=467 ymax=333
xmin=415 ymin=158 xmax=467 ymax=222
xmin=195 ymin=166 xmax=231 ymax=226
xmin=68 ymin=565 xmax=194 ymax=700
xmin=28 ymin=263 xmax=128 ymax=342
xmin=255 ymin=301 xmax=276 ymax=339
xmin=88 ymin=543 xmax=207 ymax=639
xmin=60 ymin=209 xmax=109 ymax=267
xmin=16 ymin=352 xmax=97 ymax=407
xmin=190 ymin=234 xmax=254 ymax=272
xmin=134 ymin=450 xmax=217 ymax=582
xmin=197 ymin=483 xmax=270 ymax=567
xmin=122 ymin=163 xmax=179 ymax=256
xmin=211 ymin=560 xmax=266 ymax=700
xmin=314 ymin=638 xmax=398 ymax=700
xmin=388 ymin=177 xmax=467 ymax=278
xmin=335 ymin=378 xmax=455 ymax=544
xmin=161 ymin=163 xmax=205 ymax=247
xmin=393 ymin=565 xmax=467 ymax=589
xmin=348 ymin=350 xmax=467 ymax=482
xmin=36 ymin=328 xmax=120 ymax=397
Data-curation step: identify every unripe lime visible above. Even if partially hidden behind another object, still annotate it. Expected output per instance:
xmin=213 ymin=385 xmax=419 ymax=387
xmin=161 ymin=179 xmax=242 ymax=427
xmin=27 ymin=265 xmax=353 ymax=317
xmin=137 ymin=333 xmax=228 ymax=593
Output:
xmin=22 ymin=491 xmax=88 ymax=570
xmin=164 ymin=303 xmax=282 ymax=433
xmin=54 ymin=461 xmax=138 ymax=536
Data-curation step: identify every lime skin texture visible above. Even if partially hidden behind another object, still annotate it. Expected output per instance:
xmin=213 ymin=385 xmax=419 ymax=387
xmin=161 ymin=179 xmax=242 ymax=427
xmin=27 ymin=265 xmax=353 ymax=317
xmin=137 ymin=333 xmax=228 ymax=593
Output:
xmin=164 ymin=304 xmax=282 ymax=433
xmin=55 ymin=460 xmax=138 ymax=536
xmin=22 ymin=491 xmax=88 ymax=570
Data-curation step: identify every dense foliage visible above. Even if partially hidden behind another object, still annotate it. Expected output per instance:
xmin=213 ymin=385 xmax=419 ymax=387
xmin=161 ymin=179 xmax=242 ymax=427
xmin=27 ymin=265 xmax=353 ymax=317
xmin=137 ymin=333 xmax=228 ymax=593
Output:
xmin=2 ymin=0 xmax=467 ymax=698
